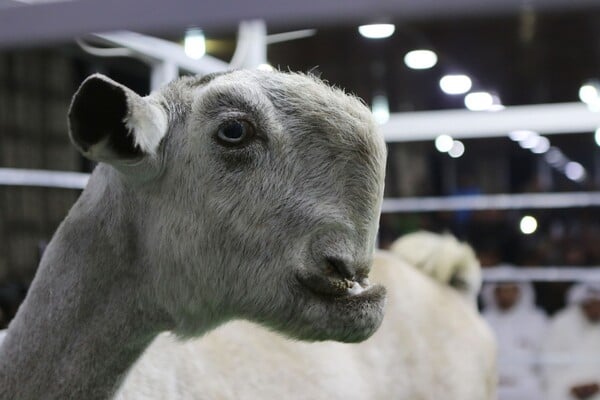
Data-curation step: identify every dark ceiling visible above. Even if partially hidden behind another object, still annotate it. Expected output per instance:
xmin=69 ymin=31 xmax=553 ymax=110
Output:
xmin=264 ymin=10 xmax=600 ymax=112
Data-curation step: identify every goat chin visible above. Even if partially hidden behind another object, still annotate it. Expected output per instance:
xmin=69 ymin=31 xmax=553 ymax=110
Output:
xmin=115 ymin=248 xmax=497 ymax=400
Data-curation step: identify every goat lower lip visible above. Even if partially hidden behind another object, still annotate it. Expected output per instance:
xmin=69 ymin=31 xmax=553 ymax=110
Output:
xmin=297 ymin=273 xmax=372 ymax=298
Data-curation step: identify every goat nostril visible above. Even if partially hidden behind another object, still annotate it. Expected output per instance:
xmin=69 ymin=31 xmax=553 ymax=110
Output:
xmin=325 ymin=257 xmax=355 ymax=280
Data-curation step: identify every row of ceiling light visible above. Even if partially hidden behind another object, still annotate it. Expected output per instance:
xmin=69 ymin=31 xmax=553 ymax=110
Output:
xmin=509 ymin=130 xmax=586 ymax=182
xmin=502 ymin=80 xmax=598 ymax=183
xmin=359 ymin=23 xmax=502 ymax=113
xmin=360 ymin=23 xmax=503 ymax=160
xmin=432 ymin=126 xmax=588 ymax=182
xmin=361 ymin=23 xmax=597 ymax=174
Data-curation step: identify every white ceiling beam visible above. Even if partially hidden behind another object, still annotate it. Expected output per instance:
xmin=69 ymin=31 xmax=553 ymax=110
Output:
xmin=0 ymin=168 xmax=89 ymax=189
xmin=93 ymin=31 xmax=229 ymax=75
xmin=483 ymin=267 xmax=600 ymax=282
xmin=382 ymin=192 xmax=600 ymax=213
xmin=1 ymin=0 xmax=599 ymax=47
xmin=381 ymin=102 xmax=600 ymax=142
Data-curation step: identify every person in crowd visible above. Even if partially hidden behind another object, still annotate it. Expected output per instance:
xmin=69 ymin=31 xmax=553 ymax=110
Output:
xmin=542 ymin=282 xmax=600 ymax=400
xmin=482 ymin=275 xmax=548 ymax=400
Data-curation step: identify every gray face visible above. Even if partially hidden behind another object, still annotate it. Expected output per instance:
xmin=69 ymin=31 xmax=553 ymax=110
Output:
xmin=68 ymin=70 xmax=387 ymax=343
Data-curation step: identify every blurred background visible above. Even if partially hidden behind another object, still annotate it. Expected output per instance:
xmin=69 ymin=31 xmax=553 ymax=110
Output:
xmin=0 ymin=1 xmax=599 ymax=398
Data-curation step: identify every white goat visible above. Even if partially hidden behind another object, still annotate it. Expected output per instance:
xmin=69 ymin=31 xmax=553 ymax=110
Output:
xmin=0 ymin=70 xmax=388 ymax=399
xmin=114 ymin=232 xmax=496 ymax=400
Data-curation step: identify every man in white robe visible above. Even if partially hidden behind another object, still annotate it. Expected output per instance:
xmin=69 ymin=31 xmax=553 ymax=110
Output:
xmin=482 ymin=278 xmax=548 ymax=400
xmin=542 ymin=283 xmax=600 ymax=400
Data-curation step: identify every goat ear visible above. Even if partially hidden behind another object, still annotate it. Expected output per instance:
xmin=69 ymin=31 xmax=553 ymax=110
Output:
xmin=68 ymin=74 xmax=167 ymax=168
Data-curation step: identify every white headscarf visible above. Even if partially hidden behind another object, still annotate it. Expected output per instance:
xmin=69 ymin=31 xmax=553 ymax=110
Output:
xmin=541 ymin=283 xmax=600 ymax=400
xmin=482 ymin=268 xmax=548 ymax=400
xmin=481 ymin=266 xmax=539 ymax=317
xmin=567 ymin=282 xmax=600 ymax=306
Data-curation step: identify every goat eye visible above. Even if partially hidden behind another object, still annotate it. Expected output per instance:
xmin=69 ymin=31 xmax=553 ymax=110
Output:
xmin=217 ymin=120 xmax=254 ymax=145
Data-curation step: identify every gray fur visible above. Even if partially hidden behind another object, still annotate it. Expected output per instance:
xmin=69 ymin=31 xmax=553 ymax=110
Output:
xmin=0 ymin=70 xmax=387 ymax=399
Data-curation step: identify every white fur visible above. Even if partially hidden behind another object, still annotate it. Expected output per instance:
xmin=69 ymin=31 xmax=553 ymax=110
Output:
xmin=115 ymin=248 xmax=497 ymax=400
xmin=124 ymin=98 xmax=168 ymax=155
xmin=390 ymin=231 xmax=482 ymax=302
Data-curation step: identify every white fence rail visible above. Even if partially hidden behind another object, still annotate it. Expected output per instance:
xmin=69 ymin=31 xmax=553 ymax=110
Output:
xmin=2 ymin=169 xmax=600 ymax=213
xmin=382 ymin=192 xmax=600 ymax=212
xmin=483 ymin=267 xmax=600 ymax=282
xmin=0 ymin=168 xmax=89 ymax=189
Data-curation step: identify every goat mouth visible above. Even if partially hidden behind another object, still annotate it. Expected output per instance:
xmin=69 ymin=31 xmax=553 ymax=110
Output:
xmin=296 ymin=271 xmax=380 ymax=299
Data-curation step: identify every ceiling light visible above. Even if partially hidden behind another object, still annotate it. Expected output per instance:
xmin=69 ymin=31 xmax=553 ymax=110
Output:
xmin=531 ymin=136 xmax=550 ymax=154
xmin=371 ymin=94 xmax=390 ymax=124
xmin=464 ymin=91 xmax=494 ymax=111
xmin=358 ymin=24 xmax=395 ymax=39
xmin=595 ymin=127 xmax=600 ymax=147
xmin=404 ymin=49 xmax=437 ymax=70
xmin=518 ymin=132 xmax=541 ymax=149
xmin=508 ymin=129 xmax=537 ymax=142
xmin=579 ymin=81 xmax=600 ymax=105
xmin=184 ymin=28 xmax=205 ymax=60
xmin=448 ymin=140 xmax=465 ymax=158
xmin=565 ymin=161 xmax=586 ymax=182
xmin=520 ymin=215 xmax=537 ymax=235
xmin=439 ymin=74 xmax=472 ymax=95
xmin=435 ymin=134 xmax=454 ymax=152
xmin=544 ymin=147 xmax=566 ymax=167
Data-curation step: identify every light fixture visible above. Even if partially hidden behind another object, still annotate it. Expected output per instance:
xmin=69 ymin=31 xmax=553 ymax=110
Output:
xmin=184 ymin=28 xmax=206 ymax=60
xmin=565 ymin=161 xmax=586 ymax=182
xmin=518 ymin=132 xmax=541 ymax=149
xmin=508 ymin=129 xmax=536 ymax=142
xmin=448 ymin=140 xmax=465 ymax=158
xmin=595 ymin=127 xmax=600 ymax=147
xmin=435 ymin=134 xmax=454 ymax=152
xmin=464 ymin=91 xmax=494 ymax=111
xmin=371 ymin=94 xmax=390 ymax=124
xmin=531 ymin=136 xmax=550 ymax=154
xmin=579 ymin=81 xmax=600 ymax=104
xmin=579 ymin=80 xmax=600 ymax=111
xmin=509 ymin=130 xmax=550 ymax=154
xmin=358 ymin=24 xmax=395 ymax=39
xmin=520 ymin=215 xmax=538 ymax=235
xmin=439 ymin=74 xmax=472 ymax=95
xmin=544 ymin=147 xmax=566 ymax=167
xmin=404 ymin=49 xmax=437 ymax=70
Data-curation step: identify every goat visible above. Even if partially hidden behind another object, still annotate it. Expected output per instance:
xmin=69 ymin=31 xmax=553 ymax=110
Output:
xmin=0 ymin=70 xmax=387 ymax=399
